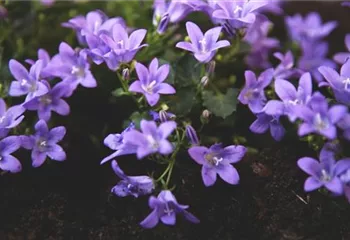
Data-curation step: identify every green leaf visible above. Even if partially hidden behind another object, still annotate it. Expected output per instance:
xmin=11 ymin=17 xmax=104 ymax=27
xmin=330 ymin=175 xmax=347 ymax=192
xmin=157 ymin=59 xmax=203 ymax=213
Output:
xmin=111 ymin=88 xmax=129 ymax=97
xmin=123 ymin=111 xmax=150 ymax=129
xmin=167 ymin=88 xmax=196 ymax=116
xmin=174 ymin=55 xmax=203 ymax=87
xmin=159 ymin=59 xmax=175 ymax=84
xmin=202 ymin=88 xmax=238 ymax=119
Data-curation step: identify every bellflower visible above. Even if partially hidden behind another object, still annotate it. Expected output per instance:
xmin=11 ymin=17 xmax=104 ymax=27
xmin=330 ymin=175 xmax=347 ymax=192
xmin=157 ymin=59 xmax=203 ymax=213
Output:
xmin=238 ymin=68 xmax=274 ymax=113
xmin=0 ymin=136 xmax=21 ymax=173
xmin=333 ymin=34 xmax=350 ymax=64
xmin=23 ymin=81 xmax=70 ymax=122
xmin=296 ymin=92 xmax=347 ymax=140
xmin=264 ymin=72 xmax=313 ymax=122
xmin=319 ymin=59 xmax=350 ymax=105
xmin=101 ymin=122 xmax=138 ymax=164
xmin=20 ymin=120 xmax=66 ymax=168
xmin=297 ymin=144 xmax=350 ymax=194
xmin=140 ymin=190 xmax=199 ymax=228
xmin=0 ymin=99 xmax=25 ymax=138
xmin=99 ymin=24 xmax=147 ymax=70
xmin=129 ymin=58 xmax=176 ymax=106
xmin=285 ymin=12 xmax=337 ymax=43
xmin=123 ymin=120 xmax=176 ymax=159
xmin=176 ymin=22 xmax=230 ymax=63
xmin=110 ymin=160 xmax=154 ymax=198
xmin=249 ymin=112 xmax=285 ymax=141
xmin=8 ymin=59 xmax=49 ymax=101
xmin=188 ymin=143 xmax=246 ymax=186
xmin=273 ymin=51 xmax=303 ymax=80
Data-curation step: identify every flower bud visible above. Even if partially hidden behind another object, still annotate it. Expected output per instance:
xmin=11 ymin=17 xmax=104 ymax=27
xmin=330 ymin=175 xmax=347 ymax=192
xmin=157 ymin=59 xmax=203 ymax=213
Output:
xmin=159 ymin=110 xmax=168 ymax=123
xmin=122 ymin=68 xmax=130 ymax=81
xmin=185 ymin=125 xmax=200 ymax=145
xmin=157 ymin=13 xmax=170 ymax=35
xmin=202 ymin=110 xmax=211 ymax=119
xmin=200 ymin=76 xmax=209 ymax=87
xmin=206 ymin=61 xmax=216 ymax=76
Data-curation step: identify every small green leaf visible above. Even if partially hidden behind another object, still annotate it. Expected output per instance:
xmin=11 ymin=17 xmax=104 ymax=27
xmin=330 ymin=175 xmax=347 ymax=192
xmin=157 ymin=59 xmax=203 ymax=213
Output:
xmin=202 ymin=88 xmax=238 ymax=119
xmin=111 ymin=88 xmax=129 ymax=97
xmin=167 ymin=88 xmax=196 ymax=116
xmin=174 ymin=55 xmax=203 ymax=87
xmin=123 ymin=111 xmax=150 ymax=129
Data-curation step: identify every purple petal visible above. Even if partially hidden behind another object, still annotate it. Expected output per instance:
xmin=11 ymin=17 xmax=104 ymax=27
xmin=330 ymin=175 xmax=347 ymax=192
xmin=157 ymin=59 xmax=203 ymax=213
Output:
xmin=9 ymin=81 xmax=28 ymax=97
xmin=324 ymin=177 xmax=343 ymax=195
xmin=297 ymin=157 xmax=321 ymax=176
xmin=340 ymin=58 xmax=350 ymax=77
xmin=249 ymin=115 xmax=270 ymax=134
xmin=47 ymin=144 xmax=66 ymax=161
xmin=52 ymin=99 xmax=70 ymax=116
xmin=304 ymin=176 xmax=323 ymax=192
xmin=112 ymin=24 xmax=129 ymax=45
xmin=244 ymin=70 xmax=257 ymax=87
xmin=188 ymin=146 xmax=208 ymax=165
xmin=0 ymin=136 xmax=20 ymax=155
xmin=145 ymin=93 xmax=160 ymax=106
xmin=135 ymin=62 xmax=149 ymax=84
xmin=212 ymin=40 xmax=230 ymax=50
xmin=9 ymin=59 xmax=28 ymax=81
xmin=20 ymin=135 xmax=34 ymax=150
xmin=31 ymin=150 xmax=47 ymax=168
xmin=0 ymin=155 xmax=22 ymax=173
xmin=158 ymin=140 xmax=173 ymax=155
xmin=156 ymin=83 xmax=176 ymax=94
xmin=334 ymin=159 xmax=350 ymax=175
xmin=319 ymin=125 xmax=337 ymax=140
xmin=123 ymin=130 xmax=148 ymax=147
xmin=129 ymin=81 xmax=144 ymax=93
xmin=275 ymin=79 xmax=297 ymax=101
xmin=48 ymin=126 xmax=66 ymax=143
xmin=257 ymin=68 xmax=274 ymax=89
xmin=81 ymin=72 xmax=97 ymax=88
xmin=333 ymin=53 xmax=350 ymax=65
xmin=34 ymin=120 xmax=49 ymax=135
xmin=204 ymin=26 xmax=222 ymax=49
xmin=217 ymin=164 xmax=239 ymax=185
xmin=140 ymin=209 xmax=159 ymax=229
xmin=201 ymin=165 xmax=217 ymax=186
xmin=129 ymin=29 xmax=147 ymax=49
xmin=298 ymin=72 xmax=313 ymax=97
xmin=38 ymin=108 xmax=52 ymax=122
xmin=158 ymin=121 xmax=176 ymax=138
xmin=263 ymin=100 xmax=284 ymax=116
xmin=270 ymin=122 xmax=285 ymax=141
xmin=328 ymin=105 xmax=347 ymax=124
xmin=186 ymin=21 xmax=204 ymax=51
xmin=222 ymin=145 xmax=246 ymax=164
xmin=160 ymin=212 xmax=176 ymax=225
xmin=155 ymin=64 xmax=170 ymax=83
xmin=182 ymin=210 xmax=200 ymax=224
xmin=194 ymin=52 xmax=215 ymax=63
xmin=111 ymin=160 xmax=127 ymax=179
xmin=176 ymin=41 xmax=195 ymax=52
xmin=0 ymin=99 xmax=6 ymax=115
xmin=298 ymin=123 xmax=314 ymax=136
xmin=318 ymin=66 xmax=342 ymax=89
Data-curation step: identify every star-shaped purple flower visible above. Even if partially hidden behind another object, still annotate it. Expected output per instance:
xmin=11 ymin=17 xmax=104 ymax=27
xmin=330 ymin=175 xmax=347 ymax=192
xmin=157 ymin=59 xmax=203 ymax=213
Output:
xmin=273 ymin=51 xmax=303 ymax=80
xmin=298 ymin=144 xmax=350 ymax=194
xmin=238 ymin=68 xmax=274 ymax=113
xmin=140 ymin=190 xmax=199 ymax=228
xmin=249 ymin=112 xmax=285 ymax=141
xmin=176 ymin=21 xmax=230 ymax=63
xmin=129 ymin=58 xmax=176 ymax=106
xmin=20 ymin=120 xmax=66 ymax=168
xmin=110 ymin=160 xmax=154 ymax=198
xmin=0 ymin=99 xmax=25 ymax=138
xmin=0 ymin=136 xmax=21 ymax=173
xmin=123 ymin=120 xmax=176 ymax=159
xmin=188 ymin=143 xmax=246 ymax=186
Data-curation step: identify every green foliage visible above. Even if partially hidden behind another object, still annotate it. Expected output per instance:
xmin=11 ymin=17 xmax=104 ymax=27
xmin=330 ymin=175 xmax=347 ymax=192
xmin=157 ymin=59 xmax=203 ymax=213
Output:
xmin=167 ymin=88 xmax=197 ymax=116
xmin=202 ymin=88 xmax=238 ymax=119
xmin=173 ymin=55 xmax=203 ymax=88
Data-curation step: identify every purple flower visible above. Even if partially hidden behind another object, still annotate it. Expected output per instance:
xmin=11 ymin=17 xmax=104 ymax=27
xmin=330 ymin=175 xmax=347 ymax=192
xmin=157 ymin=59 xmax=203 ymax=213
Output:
xmin=342 ymin=1 xmax=350 ymax=7
xmin=249 ymin=112 xmax=285 ymax=141
xmin=337 ymin=113 xmax=350 ymax=140
xmin=110 ymin=160 xmax=154 ymax=198
xmin=319 ymin=59 xmax=350 ymax=105
xmin=129 ymin=58 xmax=176 ymax=106
xmin=0 ymin=99 xmax=25 ymax=138
xmin=296 ymin=92 xmax=347 ymax=140
xmin=0 ymin=136 xmax=21 ymax=173
xmin=297 ymin=144 xmax=350 ymax=194
xmin=149 ymin=110 xmax=175 ymax=122
xmin=212 ymin=1 xmax=267 ymax=34
xmin=101 ymin=122 xmax=138 ymax=164
xmin=8 ymin=59 xmax=49 ymax=101
xmin=264 ymin=72 xmax=313 ymax=122
xmin=23 ymin=81 xmax=70 ymax=122
xmin=333 ymin=34 xmax=350 ymax=64
xmin=47 ymin=42 xmax=97 ymax=96
xmin=20 ymin=120 xmax=66 ymax=168
xmin=123 ymin=120 xmax=176 ymax=159
xmin=188 ymin=143 xmax=246 ymax=186
xmin=176 ymin=22 xmax=230 ymax=63
xmin=140 ymin=190 xmax=199 ymax=228
xmin=25 ymin=49 xmax=53 ymax=79
xmin=286 ymin=12 xmax=337 ymax=43
xmin=339 ymin=168 xmax=350 ymax=203
xmin=273 ymin=51 xmax=303 ymax=80
xmin=99 ymin=24 xmax=147 ymax=70
xmin=238 ymin=68 xmax=274 ymax=113
xmin=185 ymin=125 xmax=199 ymax=145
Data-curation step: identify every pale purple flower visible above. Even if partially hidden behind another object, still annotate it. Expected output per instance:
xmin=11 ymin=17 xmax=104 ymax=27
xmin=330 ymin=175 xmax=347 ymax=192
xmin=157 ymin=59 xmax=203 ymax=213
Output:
xmin=0 ymin=99 xmax=25 ymax=138
xmin=286 ymin=12 xmax=337 ymax=43
xmin=123 ymin=120 xmax=176 ymax=159
xmin=176 ymin=22 xmax=230 ymax=63
xmin=297 ymin=144 xmax=350 ymax=194
xmin=188 ymin=143 xmax=246 ymax=186
xmin=99 ymin=24 xmax=147 ymax=70
xmin=273 ymin=51 xmax=303 ymax=80
xmin=0 ymin=136 xmax=21 ymax=173
xmin=264 ymin=72 xmax=313 ymax=122
xmin=333 ymin=34 xmax=350 ymax=64
xmin=238 ymin=68 xmax=274 ymax=113
xmin=8 ymin=59 xmax=49 ymax=101
xmin=319 ymin=59 xmax=350 ymax=105
xmin=23 ymin=81 xmax=70 ymax=122
xmin=101 ymin=122 xmax=138 ymax=164
xmin=295 ymin=92 xmax=347 ymax=140
xmin=110 ymin=160 xmax=154 ymax=198
xmin=129 ymin=58 xmax=175 ymax=106
xmin=140 ymin=190 xmax=199 ymax=228
xmin=249 ymin=112 xmax=285 ymax=141
xmin=20 ymin=120 xmax=66 ymax=168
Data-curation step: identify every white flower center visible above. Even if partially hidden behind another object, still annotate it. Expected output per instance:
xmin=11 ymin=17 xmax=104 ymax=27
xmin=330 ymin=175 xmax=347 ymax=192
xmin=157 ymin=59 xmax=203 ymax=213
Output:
xmin=142 ymin=80 xmax=157 ymax=94
xmin=146 ymin=135 xmax=159 ymax=150
xmin=320 ymin=169 xmax=331 ymax=182
xmin=342 ymin=77 xmax=350 ymax=91
xmin=71 ymin=65 xmax=85 ymax=78
xmin=164 ymin=203 xmax=174 ymax=216
xmin=313 ymin=113 xmax=329 ymax=131
xmin=40 ymin=95 xmax=52 ymax=105
xmin=39 ymin=140 xmax=47 ymax=147
xmin=234 ymin=5 xmax=243 ymax=15
xmin=288 ymin=99 xmax=299 ymax=105
xmin=0 ymin=116 xmax=5 ymax=123
xmin=199 ymin=38 xmax=207 ymax=53
xmin=117 ymin=40 xmax=124 ymax=48
xmin=21 ymin=79 xmax=28 ymax=87
xmin=205 ymin=153 xmax=223 ymax=166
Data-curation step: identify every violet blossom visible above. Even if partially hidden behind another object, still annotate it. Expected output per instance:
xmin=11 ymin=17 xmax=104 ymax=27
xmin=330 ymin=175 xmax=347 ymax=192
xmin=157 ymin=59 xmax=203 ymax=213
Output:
xmin=176 ymin=21 xmax=230 ymax=63
xmin=238 ymin=68 xmax=274 ymax=113
xmin=101 ymin=122 xmax=138 ymax=164
xmin=123 ymin=120 xmax=176 ymax=159
xmin=110 ymin=160 xmax=154 ymax=198
xmin=140 ymin=190 xmax=199 ymax=228
xmin=249 ymin=112 xmax=285 ymax=141
xmin=333 ymin=34 xmax=350 ymax=64
xmin=8 ymin=59 xmax=49 ymax=101
xmin=0 ymin=99 xmax=25 ymax=138
xmin=188 ymin=143 xmax=246 ymax=186
xmin=129 ymin=58 xmax=176 ymax=106
xmin=297 ymin=144 xmax=350 ymax=194
xmin=295 ymin=92 xmax=347 ymax=140
xmin=25 ymin=49 xmax=54 ymax=79
xmin=273 ymin=51 xmax=303 ymax=80
xmin=0 ymin=136 xmax=21 ymax=173
xmin=20 ymin=120 xmax=66 ymax=168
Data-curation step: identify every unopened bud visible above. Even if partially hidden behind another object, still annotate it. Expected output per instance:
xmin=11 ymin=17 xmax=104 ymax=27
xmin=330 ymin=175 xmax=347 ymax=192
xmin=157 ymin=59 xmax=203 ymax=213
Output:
xmin=159 ymin=110 xmax=168 ymax=123
xmin=157 ymin=13 xmax=170 ymax=34
xmin=206 ymin=61 xmax=216 ymax=76
xmin=200 ymin=76 xmax=209 ymax=87
xmin=202 ymin=110 xmax=211 ymax=119
xmin=185 ymin=125 xmax=200 ymax=145
xmin=122 ymin=68 xmax=130 ymax=81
